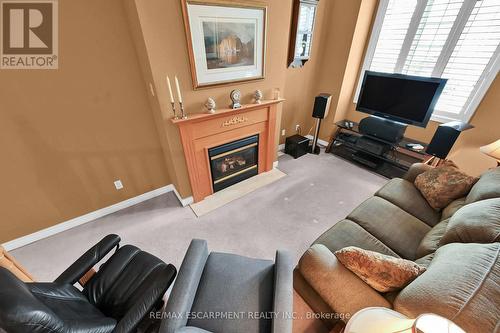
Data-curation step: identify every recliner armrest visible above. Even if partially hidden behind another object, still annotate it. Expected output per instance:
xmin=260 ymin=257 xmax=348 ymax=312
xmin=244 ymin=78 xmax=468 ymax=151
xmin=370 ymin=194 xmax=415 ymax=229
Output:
xmin=160 ymin=239 xmax=209 ymax=333
xmin=298 ymin=244 xmax=391 ymax=322
xmin=55 ymin=234 xmax=120 ymax=285
xmin=403 ymin=163 xmax=433 ymax=183
xmin=272 ymin=250 xmax=293 ymax=333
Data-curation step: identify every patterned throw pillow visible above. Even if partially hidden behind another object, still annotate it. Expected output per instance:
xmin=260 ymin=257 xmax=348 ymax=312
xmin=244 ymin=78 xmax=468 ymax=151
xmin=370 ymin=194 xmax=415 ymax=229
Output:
xmin=414 ymin=161 xmax=478 ymax=210
xmin=334 ymin=246 xmax=426 ymax=293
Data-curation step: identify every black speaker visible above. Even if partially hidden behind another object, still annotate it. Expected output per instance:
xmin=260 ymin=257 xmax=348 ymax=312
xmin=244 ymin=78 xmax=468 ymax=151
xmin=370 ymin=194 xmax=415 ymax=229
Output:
xmin=426 ymin=121 xmax=474 ymax=159
xmin=312 ymin=94 xmax=332 ymax=119
xmin=359 ymin=116 xmax=407 ymax=143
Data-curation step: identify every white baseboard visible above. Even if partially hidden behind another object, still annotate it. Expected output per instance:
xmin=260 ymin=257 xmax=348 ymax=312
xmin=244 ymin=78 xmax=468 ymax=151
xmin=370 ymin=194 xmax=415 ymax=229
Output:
xmin=278 ymin=143 xmax=285 ymax=151
xmin=305 ymin=135 xmax=329 ymax=147
xmin=3 ymin=184 xmax=191 ymax=251
xmin=273 ymin=160 xmax=279 ymax=168
xmin=170 ymin=186 xmax=194 ymax=206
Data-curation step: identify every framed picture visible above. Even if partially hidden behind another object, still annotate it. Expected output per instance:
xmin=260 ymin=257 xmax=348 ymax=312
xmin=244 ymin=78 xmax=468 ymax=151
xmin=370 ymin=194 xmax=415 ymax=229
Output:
xmin=181 ymin=0 xmax=267 ymax=89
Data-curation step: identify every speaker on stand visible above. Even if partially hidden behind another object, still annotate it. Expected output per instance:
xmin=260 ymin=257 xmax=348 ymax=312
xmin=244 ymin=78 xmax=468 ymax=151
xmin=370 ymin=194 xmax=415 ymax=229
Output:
xmin=311 ymin=94 xmax=332 ymax=154
xmin=425 ymin=121 xmax=474 ymax=165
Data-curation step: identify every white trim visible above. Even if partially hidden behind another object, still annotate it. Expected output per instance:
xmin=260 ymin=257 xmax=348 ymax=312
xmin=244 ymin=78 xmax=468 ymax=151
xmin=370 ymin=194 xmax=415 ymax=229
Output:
xmin=394 ymin=0 xmax=428 ymax=73
xmin=431 ymin=0 xmax=476 ymax=77
xmin=2 ymin=184 xmax=192 ymax=251
xmin=273 ymin=160 xmax=279 ymax=168
xmin=305 ymin=135 xmax=329 ymax=147
xmin=278 ymin=143 xmax=285 ymax=151
xmin=169 ymin=185 xmax=194 ymax=207
xmin=459 ymin=44 xmax=500 ymax=123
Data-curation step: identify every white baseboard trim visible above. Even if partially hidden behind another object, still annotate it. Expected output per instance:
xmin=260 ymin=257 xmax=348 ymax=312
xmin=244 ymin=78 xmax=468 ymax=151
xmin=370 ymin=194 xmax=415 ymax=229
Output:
xmin=278 ymin=143 xmax=285 ymax=151
xmin=3 ymin=184 xmax=191 ymax=251
xmin=273 ymin=160 xmax=279 ymax=168
xmin=170 ymin=186 xmax=194 ymax=207
xmin=305 ymin=135 xmax=329 ymax=147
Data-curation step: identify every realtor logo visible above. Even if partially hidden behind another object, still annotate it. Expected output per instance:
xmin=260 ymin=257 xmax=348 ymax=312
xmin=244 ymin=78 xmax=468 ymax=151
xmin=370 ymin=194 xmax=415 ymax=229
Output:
xmin=1 ymin=0 xmax=58 ymax=69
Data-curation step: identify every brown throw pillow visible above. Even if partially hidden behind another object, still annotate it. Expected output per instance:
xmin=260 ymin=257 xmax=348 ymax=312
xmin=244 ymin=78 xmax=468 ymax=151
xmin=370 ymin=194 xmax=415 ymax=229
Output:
xmin=414 ymin=161 xmax=478 ymax=210
xmin=334 ymin=246 xmax=426 ymax=293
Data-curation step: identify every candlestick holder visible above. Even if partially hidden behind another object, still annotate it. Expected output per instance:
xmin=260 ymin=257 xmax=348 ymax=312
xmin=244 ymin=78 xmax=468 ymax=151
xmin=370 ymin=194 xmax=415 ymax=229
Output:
xmin=179 ymin=102 xmax=187 ymax=119
xmin=171 ymin=102 xmax=179 ymax=119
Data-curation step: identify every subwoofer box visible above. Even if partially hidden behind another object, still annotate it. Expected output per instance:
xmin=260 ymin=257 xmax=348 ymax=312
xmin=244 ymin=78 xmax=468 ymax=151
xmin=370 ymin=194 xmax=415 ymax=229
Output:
xmin=285 ymin=134 xmax=310 ymax=159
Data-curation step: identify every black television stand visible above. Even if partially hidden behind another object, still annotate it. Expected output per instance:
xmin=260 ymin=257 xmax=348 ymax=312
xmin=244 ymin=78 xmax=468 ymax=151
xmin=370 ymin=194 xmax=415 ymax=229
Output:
xmin=326 ymin=119 xmax=431 ymax=179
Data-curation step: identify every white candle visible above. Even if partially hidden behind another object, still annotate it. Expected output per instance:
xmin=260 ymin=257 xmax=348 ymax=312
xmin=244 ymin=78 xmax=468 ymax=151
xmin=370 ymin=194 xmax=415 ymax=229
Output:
xmin=167 ymin=76 xmax=175 ymax=103
xmin=175 ymin=76 xmax=183 ymax=103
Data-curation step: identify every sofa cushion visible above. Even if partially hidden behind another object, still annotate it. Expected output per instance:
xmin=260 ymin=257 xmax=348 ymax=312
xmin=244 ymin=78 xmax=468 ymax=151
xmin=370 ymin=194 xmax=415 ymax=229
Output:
xmin=334 ymin=247 xmax=425 ymax=293
xmin=465 ymin=167 xmax=500 ymax=204
xmin=314 ymin=220 xmax=399 ymax=258
xmin=414 ymin=162 xmax=478 ymax=210
xmin=347 ymin=197 xmax=431 ymax=260
xmin=440 ymin=197 xmax=466 ymax=221
xmin=375 ymin=178 xmax=440 ymax=227
xmin=415 ymin=219 xmax=449 ymax=258
xmin=440 ymin=198 xmax=500 ymax=245
xmin=394 ymin=243 xmax=500 ymax=333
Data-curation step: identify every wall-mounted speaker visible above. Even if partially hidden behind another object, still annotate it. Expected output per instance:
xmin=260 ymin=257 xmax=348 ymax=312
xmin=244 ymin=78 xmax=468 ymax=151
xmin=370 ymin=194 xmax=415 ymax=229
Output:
xmin=312 ymin=94 xmax=332 ymax=119
xmin=426 ymin=121 xmax=474 ymax=159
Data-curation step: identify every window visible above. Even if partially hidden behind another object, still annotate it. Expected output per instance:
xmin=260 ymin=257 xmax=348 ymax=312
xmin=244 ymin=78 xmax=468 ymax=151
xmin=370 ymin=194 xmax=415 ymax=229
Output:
xmin=356 ymin=0 xmax=500 ymax=123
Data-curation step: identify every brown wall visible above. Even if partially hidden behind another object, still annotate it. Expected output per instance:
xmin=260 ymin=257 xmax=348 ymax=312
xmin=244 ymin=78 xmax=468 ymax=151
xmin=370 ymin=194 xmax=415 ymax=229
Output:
xmin=0 ymin=0 xmax=169 ymax=243
xmin=125 ymin=0 xmax=292 ymax=197
xmin=2 ymin=0 xmax=498 ymax=243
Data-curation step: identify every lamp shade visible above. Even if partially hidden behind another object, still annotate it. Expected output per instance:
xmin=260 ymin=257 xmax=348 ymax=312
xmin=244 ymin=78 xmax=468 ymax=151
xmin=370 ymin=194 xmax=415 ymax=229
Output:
xmin=345 ymin=308 xmax=466 ymax=333
xmin=480 ymin=139 xmax=500 ymax=162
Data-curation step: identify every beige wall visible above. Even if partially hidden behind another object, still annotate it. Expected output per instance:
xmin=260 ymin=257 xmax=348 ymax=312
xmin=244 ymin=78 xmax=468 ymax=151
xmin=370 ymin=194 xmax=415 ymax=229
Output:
xmin=2 ymin=0 xmax=498 ymax=243
xmin=125 ymin=0 xmax=291 ymax=197
xmin=0 ymin=0 xmax=169 ymax=243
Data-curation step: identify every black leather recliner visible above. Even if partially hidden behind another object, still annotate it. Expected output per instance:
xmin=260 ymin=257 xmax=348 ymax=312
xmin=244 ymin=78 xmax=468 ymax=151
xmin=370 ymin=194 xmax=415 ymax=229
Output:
xmin=0 ymin=234 xmax=176 ymax=333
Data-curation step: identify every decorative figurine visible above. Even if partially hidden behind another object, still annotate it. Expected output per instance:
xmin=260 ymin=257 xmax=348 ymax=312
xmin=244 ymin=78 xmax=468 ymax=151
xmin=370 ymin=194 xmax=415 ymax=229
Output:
xmin=205 ymin=97 xmax=216 ymax=114
xmin=254 ymin=90 xmax=263 ymax=104
xmin=230 ymin=89 xmax=242 ymax=109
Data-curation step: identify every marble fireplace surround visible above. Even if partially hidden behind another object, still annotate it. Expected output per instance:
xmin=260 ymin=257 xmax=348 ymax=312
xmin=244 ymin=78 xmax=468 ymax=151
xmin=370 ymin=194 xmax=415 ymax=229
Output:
xmin=172 ymin=99 xmax=284 ymax=203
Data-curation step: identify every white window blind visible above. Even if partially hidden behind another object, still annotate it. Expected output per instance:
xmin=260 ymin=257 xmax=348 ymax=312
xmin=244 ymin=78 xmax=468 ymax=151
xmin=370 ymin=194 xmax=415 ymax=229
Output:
xmin=356 ymin=0 xmax=500 ymax=123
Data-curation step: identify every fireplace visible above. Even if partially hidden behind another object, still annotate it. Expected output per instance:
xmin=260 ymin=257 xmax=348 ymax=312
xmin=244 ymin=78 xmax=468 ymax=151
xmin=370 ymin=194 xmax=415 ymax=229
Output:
xmin=208 ymin=135 xmax=259 ymax=192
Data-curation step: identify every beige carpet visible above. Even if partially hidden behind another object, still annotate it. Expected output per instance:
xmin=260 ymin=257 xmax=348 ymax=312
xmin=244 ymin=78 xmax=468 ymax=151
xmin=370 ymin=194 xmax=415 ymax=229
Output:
xmin=190 ymin=168 xmax=286 ymax=217
xmin=11 ymin=153 xmax=387 ymax=283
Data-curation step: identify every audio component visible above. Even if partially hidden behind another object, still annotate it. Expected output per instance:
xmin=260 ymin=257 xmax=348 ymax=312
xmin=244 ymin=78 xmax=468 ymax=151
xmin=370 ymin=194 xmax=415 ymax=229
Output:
xmin=311 ymin=94 xmax=332 ymax=154
xmin=359 ymin=116 xmax=407 ymax=143
xmin=426 ymin=121 xmax=473 ymax=159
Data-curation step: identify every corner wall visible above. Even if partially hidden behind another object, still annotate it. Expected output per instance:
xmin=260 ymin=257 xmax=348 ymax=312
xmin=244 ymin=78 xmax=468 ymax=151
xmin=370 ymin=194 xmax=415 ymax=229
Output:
xmin=125 ymin=0 xmax=292 ymax=197
xmin=0 ymin=0 xmax=170 ymax=243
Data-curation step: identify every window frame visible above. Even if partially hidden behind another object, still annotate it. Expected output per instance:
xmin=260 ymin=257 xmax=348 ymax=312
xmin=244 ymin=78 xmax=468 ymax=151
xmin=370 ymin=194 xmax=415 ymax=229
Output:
xmin=354 ymin=0 xmax=500 ymax=124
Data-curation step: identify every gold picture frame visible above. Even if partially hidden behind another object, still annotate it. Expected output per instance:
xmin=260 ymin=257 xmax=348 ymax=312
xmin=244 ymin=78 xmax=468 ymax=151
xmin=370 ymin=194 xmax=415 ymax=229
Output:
xmin=181 ymin=0 xmax=267 ymax=89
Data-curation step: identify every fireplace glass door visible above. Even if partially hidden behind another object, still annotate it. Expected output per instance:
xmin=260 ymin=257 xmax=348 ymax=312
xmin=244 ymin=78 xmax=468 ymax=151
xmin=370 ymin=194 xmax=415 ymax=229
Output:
xmin=208 ymin=135 xmax=259 ymax=192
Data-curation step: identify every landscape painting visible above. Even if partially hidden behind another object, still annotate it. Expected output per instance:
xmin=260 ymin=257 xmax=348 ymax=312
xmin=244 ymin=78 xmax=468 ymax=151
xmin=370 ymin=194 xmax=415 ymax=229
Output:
xmin=202 ymin=21 xmax=256 ymax=70
xmin=183 ymin=1 xmax=266 ymax=88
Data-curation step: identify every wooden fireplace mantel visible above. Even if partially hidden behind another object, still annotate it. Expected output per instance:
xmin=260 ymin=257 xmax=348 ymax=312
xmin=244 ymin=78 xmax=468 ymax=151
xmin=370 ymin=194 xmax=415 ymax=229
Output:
xmin=171 ymin=99 xmax=284 ymax=203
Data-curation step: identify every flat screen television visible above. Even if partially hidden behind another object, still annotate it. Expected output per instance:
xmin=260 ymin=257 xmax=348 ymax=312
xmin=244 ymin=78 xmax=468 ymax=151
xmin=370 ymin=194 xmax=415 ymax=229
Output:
xmin=356 ymin=71 xmax=447 ymax=128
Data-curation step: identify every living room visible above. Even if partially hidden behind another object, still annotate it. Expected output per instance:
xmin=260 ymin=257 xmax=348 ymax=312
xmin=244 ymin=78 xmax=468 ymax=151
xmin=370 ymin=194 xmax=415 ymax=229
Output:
xmin=0 ymin=0 xmax=499 ymax=332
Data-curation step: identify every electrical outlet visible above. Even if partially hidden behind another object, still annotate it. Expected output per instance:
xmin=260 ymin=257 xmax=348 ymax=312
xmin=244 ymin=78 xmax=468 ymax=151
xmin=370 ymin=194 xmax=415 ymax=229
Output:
xmin=281 ymin=129 xmax=286 ymax=136
xmin=295 ymin=124 xmax=301 ymax=132
xmin=114 ymin=180 xmax=124 ymax=190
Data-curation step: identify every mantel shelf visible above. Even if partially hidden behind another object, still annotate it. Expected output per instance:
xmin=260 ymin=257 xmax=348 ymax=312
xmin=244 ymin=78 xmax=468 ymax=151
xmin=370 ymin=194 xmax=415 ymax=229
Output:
xmin=170 ymin=99 xmax=285 ymax=126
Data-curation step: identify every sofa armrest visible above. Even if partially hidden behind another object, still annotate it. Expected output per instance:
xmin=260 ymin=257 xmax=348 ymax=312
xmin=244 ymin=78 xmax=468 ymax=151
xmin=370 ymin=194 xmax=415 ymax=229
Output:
xmin=272 ymin=250 xmax=293 ymax=333
xmin=160 ymin=239 xmax=209 ymax=333
xmin=403 ymin=163 xmax=433 ymax=183
xmin=298 ymin=245 xmax=390 ymax=321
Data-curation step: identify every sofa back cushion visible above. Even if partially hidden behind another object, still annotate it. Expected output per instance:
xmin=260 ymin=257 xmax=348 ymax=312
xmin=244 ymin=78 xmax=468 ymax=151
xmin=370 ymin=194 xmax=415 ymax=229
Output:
xmin=415 ymin=219 xmax=449 ymax=258
xmin=440 ymin=198 xmax=500 ymax=245
xmin=394 ymin=243 xmax=500 ymax=333
xmin=465 ymin=167 xmax=500 ymax=204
